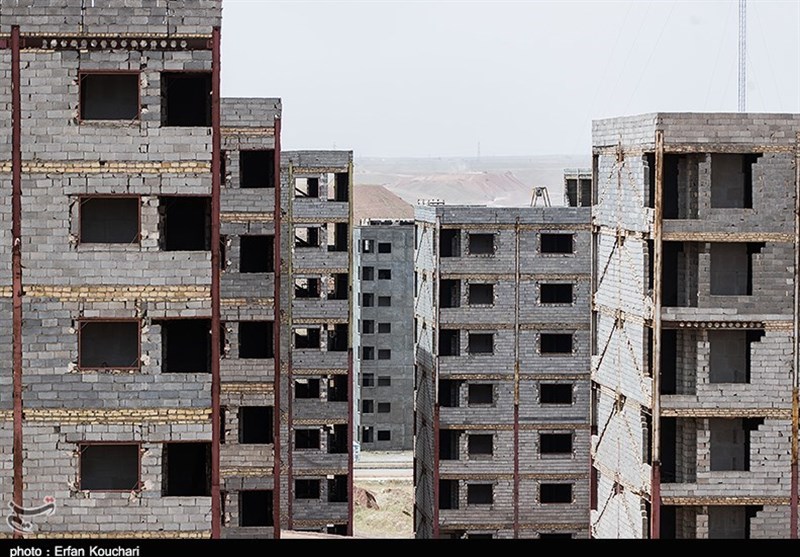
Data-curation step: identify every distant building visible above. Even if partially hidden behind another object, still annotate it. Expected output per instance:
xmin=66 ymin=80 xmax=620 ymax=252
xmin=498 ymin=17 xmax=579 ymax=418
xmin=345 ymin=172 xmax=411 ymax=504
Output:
xmin=414 ymin=203 xmax=592 ymax=538
xmin=353 ymin=219 xmax=415 ymax=451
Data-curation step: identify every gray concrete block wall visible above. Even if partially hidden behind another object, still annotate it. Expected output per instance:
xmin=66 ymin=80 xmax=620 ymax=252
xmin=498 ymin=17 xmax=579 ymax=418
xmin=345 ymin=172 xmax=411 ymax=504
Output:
xmin=0 ymin=1 xmax=222 ymax=35
xmin=22 ymin=422 xmax=212 ymax=535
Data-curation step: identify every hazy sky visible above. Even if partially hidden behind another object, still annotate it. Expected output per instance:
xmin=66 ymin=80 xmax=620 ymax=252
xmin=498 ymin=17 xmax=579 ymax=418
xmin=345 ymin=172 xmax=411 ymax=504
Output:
xmin=221 ymin=0 xmax=800 ymax=157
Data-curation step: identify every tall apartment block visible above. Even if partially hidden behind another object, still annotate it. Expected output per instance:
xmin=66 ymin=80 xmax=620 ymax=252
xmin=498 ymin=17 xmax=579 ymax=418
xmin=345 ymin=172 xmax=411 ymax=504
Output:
xmin=353 ymin=219 xmax=415 ymax=451
xmin=279 ymin=151 xmax=353 ymax=536
xmin=0 ymin=1 xmax=353 ymax=539
xmin=591 ymin=113 xmax=800 ymax=539
xmin=414 ymin=204 xmax=592 ymax=539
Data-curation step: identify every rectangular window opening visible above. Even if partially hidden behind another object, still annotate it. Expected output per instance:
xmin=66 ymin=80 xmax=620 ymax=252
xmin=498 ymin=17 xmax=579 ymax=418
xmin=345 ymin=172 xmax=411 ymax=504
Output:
xmin=439 ymin=429 xmax=461 ymax=460
xmin=468 ymin=384 xmax=493 ymax=405
xmin=295 ymin=378 xmax=320 ymax=399
xmin=440 ymin=229 xmax=461 ymax=258
xmin=294 ymin=327 xmax=321 ymax=349
xmin=377 ymin=402 xmax=391 ymax=414
xmin=239 ymin=150 xmax=275 ymax=189
xmin=468 ymin=233 xmax=494 ymax=255
xmin=468 ymin=434 xmax=493 ymax=456
xmin=80 ymin=73 xmax=139 ymax=121
xmin=362 ymin=266 xmax=375 ymax=281
xmin=467 ymin=484 xmax=493 ymax=505
xmin=541 ymin=234 xmax=574 ymax=254
xmin=328 ymin=222 xmax=349 ymax=252
xmin=541 ymin=383 xmax=573 ymax=404
xmin=540 ymin=483 xmax=573 ymax=504
xmin=378 ymin=269 xmax=392 ymax=280
xmin=439 ymin=329 xmax=460 ymax=356
xmin=295 ymin=429 xmax=321 ymax=450
xmin=541 ymin=333 xmax=573 ymax=354
xmin=540 ymin=283 xmax=573 ymax=304
xmin=468 ymin=333 xmax=494 ymax=355
xmin=238 ymin=321 xmax=274 ymax=359
xmin=295 ymin=277 xmax=321 ymax=299
xmin=79 ymin=320 xmax=139 ymax=370
xmin=361 ymin=427 xmax=374 ymax=443
xmin=328 ymin=475 xmax=348 ymax=503
xmin=79 ymin=197 xmax=139 ymax=244
xmin=161 ymin=72 xmax=212 ymax=127
xmin=239 ymin=490 xmax=273 ymax=527
xmin=239 ymin=406 xmax=274 ymax=444
xmin=329 ymin=273 xmax=349 ymax=300
xmin=378 ymin=349 xmax=391 ymax=360
xmin=159 ymin=196 xmax=211 ymax=251
xmin=327 ymin=324 xmax=348 ymax=352
xmin=362 ymin=373 xmax=375 ymax=387
xmin=295 ymin=226 xmax=321 ymax=249
xmin=162 ymin=442 xmax=211 ymax=496
xmin=377 ymin=430 xmax=391 ymax=441
xmin=468 ymin=283 xmax=494 ymax=305
xmin=159 ymin=319 xmax=211 ymax=373
xmin=328 ymin=374 xmax=348 ymax=402
xmin=295 ymin=177 xmax=320 ymax=198
xmin=378 ymin=296 xmax=391 ymax=307
xmin=328 ymin=424 xmax=348 ymax=454
xmin=377 ymin=375 xmax=391 ymax=387
xmin=295 ymin=479 xmax=321 ymax=500
xmin=80 ymin=444 xmax=139 ymax=491
xmin=377 ymin=323 xmax=391 ymax=334
xmin=440 ymin=279 xmax=461 ymax=309
xmin=540 ymin=433 xmax=573 ymax=455
xmin=710 ymin=153 xmax=762 ymax=209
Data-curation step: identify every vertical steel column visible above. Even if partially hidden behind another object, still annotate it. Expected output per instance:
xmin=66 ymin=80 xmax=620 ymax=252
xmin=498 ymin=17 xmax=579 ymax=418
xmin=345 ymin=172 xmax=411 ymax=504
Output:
xmin=650 ymin=130 xmax=665 ymax=539
xmin=210 ymin=25 xmax=222 ymax=540
xmin=791 ymin=132 xmax=800 ymax=538
xmin=11 ymin=26 xmax=24 ymax=538
xmin=272 ymin=117 xmax=282 ymax=538
xmin=432 ymin=219 xmax=441 ymax=538
xmin=512 ymin=219 xmax=521 ymax=538
xmin=347 ymin=160 xmax=355 ymax=536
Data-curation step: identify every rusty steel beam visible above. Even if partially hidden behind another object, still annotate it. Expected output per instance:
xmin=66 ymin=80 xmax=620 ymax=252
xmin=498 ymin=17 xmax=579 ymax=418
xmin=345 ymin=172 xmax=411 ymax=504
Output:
xmin=11 ymin=25 xmax=23 ymax=540
xmin=347 ymin=349 xmax=355 ymax=536
xmin=347 ymin=161 xmax=355 ymax=536
xmin=792 ymin=132 xmax=800 ymax=539
xmin=433 ymin=403 xmax=440 ymax=539
xmin=650 ymin=129 xmax=665 ymax=539
xmin=272 ymin=117 xmax=282 ymax=539
xmin=210 ymin=25 xmax=222 ymax=539
xmin=513 ymin=219 xmax=521 ymax=539
xmin=286 ymin=161 xmax=294 ymax=531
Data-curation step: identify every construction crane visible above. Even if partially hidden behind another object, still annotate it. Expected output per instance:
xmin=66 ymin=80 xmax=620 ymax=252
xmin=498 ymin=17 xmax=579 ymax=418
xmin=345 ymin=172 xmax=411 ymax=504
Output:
xmin=530 ymin=187 xmax=551 ymax=207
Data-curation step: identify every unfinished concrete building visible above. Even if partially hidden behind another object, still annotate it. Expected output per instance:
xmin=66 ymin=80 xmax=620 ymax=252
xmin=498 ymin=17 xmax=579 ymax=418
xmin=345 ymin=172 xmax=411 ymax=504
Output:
xmin=279 ymin=151 xmax=353 ymax=535
xmin=353 ymin=219 xmax=415 ymax=451
xmin=591 ymin=113 xmax=800 ymax=539
xmin=0 ymin=0 xmax=352 ymax=538
xmin=564 ymin=169 xmax=592 ymax=208
xmin=414 ymin=204 xmax=592 ymax=538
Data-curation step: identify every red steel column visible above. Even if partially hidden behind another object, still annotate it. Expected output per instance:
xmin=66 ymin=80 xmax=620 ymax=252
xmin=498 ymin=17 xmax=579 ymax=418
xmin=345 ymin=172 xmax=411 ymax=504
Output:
xmin=210 ymin=26 xmax=222 ymax=539
xmin=272 ymin=116 xmax=282 ymax=538
xmin=11 ymin=26 xmax=24 ymax=537
xmin=433 ymin=403 xmax=440 ymax=538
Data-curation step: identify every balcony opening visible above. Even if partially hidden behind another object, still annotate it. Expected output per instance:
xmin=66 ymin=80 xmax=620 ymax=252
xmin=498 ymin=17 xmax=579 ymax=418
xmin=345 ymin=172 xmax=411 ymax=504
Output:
xmin=709 ymin=330 xmax=764 ymax=384
xmin=710 ymin=418 xmax=764 ymax=471
xmin=329 ymin=273 xmax=349 ymax=300
xmin=711 ymin=154 xmax=762 ymax=209
xmin=295 ymin=177 xmax=319 ymax=198
xmin=440 ymin=279 xmax=461 ymax=308
xmin=438 ymin=379 xmax=460 ymax=408
xmin=295 ymin=429 xmax=320 ymax=450
xmin=328 ymin=424 xmax=348 ymax=454
xmin=238 ymin=321 xmax=274 ymax=359
xmin=378 ymin=402 xmax=391 ymax=414
xmin=362 ymin=266 xmax=375 ymax=281
xmin=362 ymin=399 xmax=374 ymax=414
xmin=328 ymin=223 xmax=348 ymax=252
xmin=327 ymin=324 xmax=348 ymax=352
xmin=540 ymin=283 xmax=573 ymax=304
xmin=80 ymin=73 xmax=139 ymax=121
xmin=240 ymin=150 xmax=276 ymax=189
xmin=468 ymin=333 xmax=493 ymax=355
xmin=362 ymin=346 xmax=374 ymax=360
xmin=378 ymin=323 xmax=391 ymax=334
xmin=467 ymin=484 xmax=493 ymax=505
xmin=328 ymin=374 xmax=348 ymax=402
xmin=662 ymin=154 xmax=681 ymax=219
xmin=468 ymin=233 xmax=494 ymax=255
xmin=541 ymin=234 xmax=574 ymax=254
xmin=467 ymin=434 xmax=493 ymax=456
xmin=159 ymin=319 xmax=211 ymax=373
xmin=332 ymin=172 xmax=350 ymax=202
xmin=362 ymin=320 xmax=375 ymax=334
xmin=79 ymin=444 xmax=139 ymax=491
xmin=161 ymin=72 xmax=212 ymax=127
xmin=328 ymin=475 xmax=348 ymax=503
xmin=440 ymin=229 xmax=461 ymax=257
xmin=540 ymin=383 xmax=572 ymax=404
xmin=295 ymin=479 xmax=320 ymax=500
xmin=541 ymin=333 xmax=573 ymax=354
xmin=239 ymin=406 xmax=274 ymax=444
xmin=295 ymin=277 xmax=321 ymax=298
xmin=79 ymin=320 xmax=139 ymax=370
xmin=642 ymin=410 xmax=652 ymax=464
xmin=540 ymin=433 xmax=573 ymax=455
xmin=294 ymin=327 xmax=321 ymax=349
xmin=295 ymin=378 xmax=320 ymax=399
xmin=79 ymin=197 xmax=139 ymax=244
xmin=159 ymin=196 xmax=211 ymax=251
xmin=378 ymin=242 xmax=392 ymax=254
xmin=540 ymin=483 xmax=572 ymax=504
xmin=468 ymin=284 xmax=494 ymax=305
xmin=162 ymin=443 xmax=211 ymax=496
xmin=711 ymin=242 xmax=764 ymax=296
xmin=239 ymin=235 xmax=274 ymax=273
xmin=295 ymin=227 xmax=321 ymax=249
xmin=377 ymin=430 xmax=391 ymax=441
xmin=439 ymin=429 xmax=461 ymax=460
xmin=439 ymin=479 xmax=459 ymax=510
xmin=439 ymin=329 xmax=460 ymax=356
xmin=708 ymin=505 xmax=762 ymax=539
xmin=468 ymin=384 xmax=493 ymax=405
xmin=239 ymin=490 xmax=273 ymax=527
